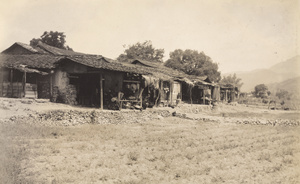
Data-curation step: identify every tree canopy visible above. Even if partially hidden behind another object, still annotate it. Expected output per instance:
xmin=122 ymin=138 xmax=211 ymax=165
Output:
xmin=275 ymin=89 xmax=291 ymax=100
xmin=220 ymin=73 xmax=243 ymax=89
xmin=117 ymin=41 xmax=164 ymax=63
xmin=254 ymin=84 xmax=269 ymax=98
xmin=164 ymin=49 xmax=221 ymax=82
xmin=30 ymin=31 xmax=73 ymax=50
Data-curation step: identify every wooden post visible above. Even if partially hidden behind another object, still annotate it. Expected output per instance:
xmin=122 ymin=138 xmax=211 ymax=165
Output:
xmin=100 ymin=74 xmax=103 ymax=110
xmin=180 ymin=82 xmax=182 ymax=100
xmin=208 ymin=87 xmax=211 ymax=105
xmin=50 ymin=73 xmax=53 ymax=97
xmin=0 ymin=69 xmax=3 ymax=97
xmin=203 ymin=89 xmax=205 ymax=104
xmin=139 ymin=88 xmax=144 ymax=107
xmin=36 ymin=77 xmax=38 ymax=98
xmin=190 ymin=86 xmax=193 ymax=105
xmin=10 ymin=69 xmax=13 ymax=97
xmin=23 ymin=71 xmax=26 ymax=97
xmin=170 ymin=82 xmax=173 ymax=106
xmin=160 ymin=80 xmax=163 ymax=106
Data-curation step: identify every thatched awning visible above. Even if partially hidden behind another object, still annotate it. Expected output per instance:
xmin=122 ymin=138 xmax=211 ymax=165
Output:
xmin=14 ymin=66 xmax=48 ymax=75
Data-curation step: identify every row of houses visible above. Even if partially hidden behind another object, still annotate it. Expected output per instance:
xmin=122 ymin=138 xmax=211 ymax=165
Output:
xmin=0 ymin=41 xmax=238 ymax=110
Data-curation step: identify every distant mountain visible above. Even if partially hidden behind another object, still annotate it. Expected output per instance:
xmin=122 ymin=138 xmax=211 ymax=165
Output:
xmin=268 ymin=76 xmax=300 ymax=94
xmin=224 ymin=56 xmax=300 ymax=92
xmin=269 ymin=55 xmax=300 ymax=77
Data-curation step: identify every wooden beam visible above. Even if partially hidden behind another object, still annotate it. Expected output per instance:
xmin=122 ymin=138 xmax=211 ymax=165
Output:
xmin=100 ymin=74 xmax=103 ymax=110
xmin=123 ymin=80 xmax=140 ymax=83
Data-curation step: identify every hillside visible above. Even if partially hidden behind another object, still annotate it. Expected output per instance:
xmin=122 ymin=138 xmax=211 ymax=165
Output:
xmin=269 ymin=55 xmax=300 ymax=77
xmin=224 ymin=56 xmax=300 ymax=92
xmin=268 ymin=76 xmax=300 ymax=96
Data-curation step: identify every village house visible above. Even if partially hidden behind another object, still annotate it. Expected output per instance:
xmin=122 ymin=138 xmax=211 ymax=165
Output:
xmin=0 ymin=41 xmax=224 ymax=109
xmin=128 ymin=59 xmax=221 ymax=106
xmin=220 ymin=84 xmax=239 ymax=103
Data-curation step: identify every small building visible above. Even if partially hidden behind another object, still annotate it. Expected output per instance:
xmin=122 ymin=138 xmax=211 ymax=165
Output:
xmin=129 ymin=59 xmax=194 ymax=107
xmin=220 ymin=84 xmax=239 ymax=103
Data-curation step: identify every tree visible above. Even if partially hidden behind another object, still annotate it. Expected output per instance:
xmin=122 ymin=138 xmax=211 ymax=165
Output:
xmin=220 ymin=73 xmax=243 ymax=89
xmin=117 ymin=40 xmax=164 ymax=63
xmin=30 ymin=31 xmax=73 ymax=50
xmin=275 ymin=89 xmax=291 ymax=100
xmin=164 ymin=49 xmax=221 ymax=82
xmin=254 ymin=84 xmax=269 ymax=98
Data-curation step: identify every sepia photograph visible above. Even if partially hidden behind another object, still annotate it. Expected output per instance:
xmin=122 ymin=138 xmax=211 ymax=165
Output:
xmin=0 ymin=0 xmax=299 ymax=183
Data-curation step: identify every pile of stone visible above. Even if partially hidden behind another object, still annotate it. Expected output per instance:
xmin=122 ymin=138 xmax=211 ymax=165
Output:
xmin=235 ymin=118 xmax=300 ymax=126
xmin=1 ymin=109 xmax=172 ymax=127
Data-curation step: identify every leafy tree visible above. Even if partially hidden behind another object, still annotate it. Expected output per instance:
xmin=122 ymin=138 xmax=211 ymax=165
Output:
xmin=117 ymin=40 xmax=164 ymax=63
xmin=276 ymin=89 xmax=291 ymax=100
xmin=254 ymin=84 xmax=269 ymax=98
xmin=164 ymin=49 xmax=221 ymax=82
xmin=30 ymin=31 xmax=73 ymax=50
xmin=220 ymin=73 xmax=243 ymax=89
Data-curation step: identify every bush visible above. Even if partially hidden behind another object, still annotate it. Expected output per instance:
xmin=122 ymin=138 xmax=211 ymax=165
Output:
xmin=262 ymin=99 xmax=269 ymax=104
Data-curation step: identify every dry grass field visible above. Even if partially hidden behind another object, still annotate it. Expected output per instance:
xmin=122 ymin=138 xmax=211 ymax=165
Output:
xmin=1 ymin=114 xmax=299 ymax=184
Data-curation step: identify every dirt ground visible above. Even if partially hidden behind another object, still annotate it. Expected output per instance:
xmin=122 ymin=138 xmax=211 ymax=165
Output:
xmin=0 ymin=97 xmax=300 ymax=184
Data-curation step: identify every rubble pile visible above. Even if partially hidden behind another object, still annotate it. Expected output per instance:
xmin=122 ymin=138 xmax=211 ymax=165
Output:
xmin=171 ymin=111 xmax=300 ymax=126
xmin=235 ymin=118 xmax=300 ymax=126
xmin=1 ymin=109 xmax=172 ymax=127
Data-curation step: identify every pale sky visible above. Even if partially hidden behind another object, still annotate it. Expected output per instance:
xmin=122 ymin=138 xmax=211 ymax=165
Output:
xmin=0 ymin=0 xmax=299 ymax=73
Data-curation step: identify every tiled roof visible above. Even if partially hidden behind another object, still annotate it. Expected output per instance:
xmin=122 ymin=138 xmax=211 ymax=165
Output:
xmin=0 ymin=42 xmax=213 ymax=86
xmin=36 ymin=41 xmax=85 ymax=56
xmin=0 ymin=54 xmax=64 ymax=69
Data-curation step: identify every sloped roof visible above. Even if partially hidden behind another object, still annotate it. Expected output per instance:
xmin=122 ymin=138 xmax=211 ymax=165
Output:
xmin=130 ymin=59 xmax=187 ymax=78
xmin=36 ymin=41 xmax=85 ymax=56
xmin=1 ymin=42 xmax=49 ymax=54
xmin=13 ymin=66 xmax=48 ymax=75
xmin=2 ymin=42 xmax=86 ymax=56
xmin=130 ymin=59 xmax=211 ymax=85
xmin=0 ymin=42 xmax=214 ymax=86
xmin=0 ymin=54 xmax=64 ymax=69
xmin=131 ymin=59 xmax=163 ymax=68
xmin=0 ymin=53 xmax=150 ymax=75
xmin=59 ymin=55 xmax=150 ymax=74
